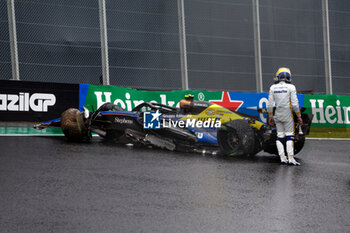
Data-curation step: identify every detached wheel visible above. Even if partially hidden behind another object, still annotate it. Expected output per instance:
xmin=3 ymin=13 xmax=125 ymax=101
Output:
xmin=217 ymin=119 xmax=255 ymax=156
xmin=61 ymin=108 xmax=89 ymax=141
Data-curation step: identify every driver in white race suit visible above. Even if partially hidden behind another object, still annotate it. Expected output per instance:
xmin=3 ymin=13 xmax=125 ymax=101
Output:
xmin=267 ymin=67 xmax=303 ymax=166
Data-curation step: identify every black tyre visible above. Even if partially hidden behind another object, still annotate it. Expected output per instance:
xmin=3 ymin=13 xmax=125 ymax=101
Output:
xmin=61 ymin=108 xmax=90 ymax=141
xmin=294 ymin=135 xmax=305 ymax=155
xmin=217 ymin=119 xmax=256 ymax=156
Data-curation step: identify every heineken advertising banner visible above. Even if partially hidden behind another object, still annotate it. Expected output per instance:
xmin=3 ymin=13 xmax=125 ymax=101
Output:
xmin=79 ymin=84 xmax=304 ymax=123
xmin=79 ymin=83 xmax=222 ymax=111
xmin=304 ymin=94 xmax=350 ymax=128
xmin=79 ymin=84 xmax=350 ymax=127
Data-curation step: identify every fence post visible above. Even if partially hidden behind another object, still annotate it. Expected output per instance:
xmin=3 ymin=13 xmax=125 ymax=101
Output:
xmin=7 ymin=0 xmax=20 ymax=80
xmin=252 ymin=0 xmax=263 ymax=92
xmin=177 ymin=0 xmax=189 ymax=90
xmin=322 ymin=0 xmax=333 ymax=94
xmin=98 ymin=0 xmax=110 ymax=85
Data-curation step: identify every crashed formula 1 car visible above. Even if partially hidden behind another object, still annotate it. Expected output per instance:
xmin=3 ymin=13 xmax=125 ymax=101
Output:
xmin=34 ymin=96 xmax=313 ymax=156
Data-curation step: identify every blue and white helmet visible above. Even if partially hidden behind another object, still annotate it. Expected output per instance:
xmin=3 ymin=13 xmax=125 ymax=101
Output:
xmin=275 ymin=67 xmax=292 ymax=83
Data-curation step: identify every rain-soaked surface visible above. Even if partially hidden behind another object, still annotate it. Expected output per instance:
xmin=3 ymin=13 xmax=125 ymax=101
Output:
xmin=0 ymin=136 xmax=349 ymax=233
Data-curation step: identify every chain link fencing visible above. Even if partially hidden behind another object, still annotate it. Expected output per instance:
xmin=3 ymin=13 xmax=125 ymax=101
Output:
xmin=0 ymin=0 xmax=12 ymax=79
xmin=260 ymin=0 xmax=326 ymax=93
xmin=106 ymin=0 xmax=182 ymax=89
xmin=14 ymin=0 xmax=102 ymax=84
xmin=185 ymin=0 xmax=256 ymax=92
xmin=329 ymin=0 xmax=350 ymax=95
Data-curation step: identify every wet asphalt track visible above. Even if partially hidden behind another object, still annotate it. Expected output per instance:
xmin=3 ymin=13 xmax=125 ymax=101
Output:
xmin=0 ymin=136 xmax=349 ymax=233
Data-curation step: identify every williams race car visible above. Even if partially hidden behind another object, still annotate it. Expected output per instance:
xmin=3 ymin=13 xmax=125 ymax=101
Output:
xmin=34 ymin=96 xmax=312 ymax=156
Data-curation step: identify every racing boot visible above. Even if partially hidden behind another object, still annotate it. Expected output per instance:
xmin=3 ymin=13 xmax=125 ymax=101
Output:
xmin=286 ymin=136 xmax=300 ymax=165
xmin=288 ymin=156 xmax=300 ymax=166
xmin=280 ymin=154 xmax=288 ymax=164
xmin=276 ymin=138 xmax=287 ymax=164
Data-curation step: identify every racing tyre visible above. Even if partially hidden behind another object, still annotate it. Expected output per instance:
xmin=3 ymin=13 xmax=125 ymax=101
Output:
xmin=294 ymin=135 xmax=305 ymax=155
xmin=61 ymin=108 xmax=89 ymax=141
xmin=217 ymin=119 xmax=255 ymax=156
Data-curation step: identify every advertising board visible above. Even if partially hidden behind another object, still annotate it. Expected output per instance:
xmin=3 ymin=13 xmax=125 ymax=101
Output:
xmin=0 ymin=80 xmax=79 ymax=121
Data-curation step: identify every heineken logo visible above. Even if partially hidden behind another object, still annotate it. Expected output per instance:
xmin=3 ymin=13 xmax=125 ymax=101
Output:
xmin=309 ymin=99 xmax=350 ymax=125
xmin=94 ymin=91 xmax=178 ymax=111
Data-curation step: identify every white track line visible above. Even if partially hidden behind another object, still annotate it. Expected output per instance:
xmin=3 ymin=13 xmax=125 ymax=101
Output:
xmin=306 ymin=137 xmax=350 ymax=141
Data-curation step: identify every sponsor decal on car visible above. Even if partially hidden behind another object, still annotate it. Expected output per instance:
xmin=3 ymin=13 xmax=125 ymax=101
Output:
xmin=114 ymin=117 xmax=133 ymax=124
xmin=205 ymin=110 xmax=215 ymax=115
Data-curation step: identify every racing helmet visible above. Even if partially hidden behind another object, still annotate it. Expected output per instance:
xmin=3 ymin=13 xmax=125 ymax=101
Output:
xmin=181 ymin=94 xmax=194 ymax=111
xmin=275 ymin=67 xmax=292 ymax=83
xmin=184 ymin=94 xmax=194 ymax=101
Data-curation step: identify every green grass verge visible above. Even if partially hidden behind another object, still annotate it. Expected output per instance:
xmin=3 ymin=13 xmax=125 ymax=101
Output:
xmin=307 ymin=127 xmax=350 ymax=139
xmin=0 ymin=126 xmax=63 ymax=135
